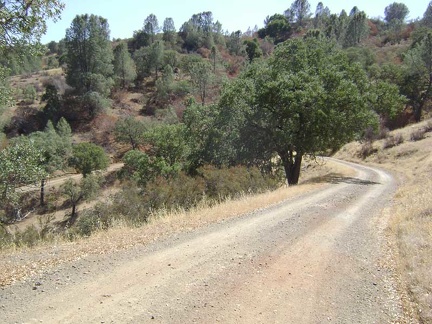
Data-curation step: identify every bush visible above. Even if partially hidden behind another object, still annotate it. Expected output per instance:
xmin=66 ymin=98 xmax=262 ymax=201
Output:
xmin=22 ymin=85 xmax=37 ymax=104
xmin=358 ymin=142 xmax=377 ymax=159
xmin=424 ymin=120 xmax=432 ymax=133
xmin=410 ymin=129 xmax=426 ymax=141
xmin=383 ymin=133 xmax=404 ymax=149
xmin=172 ymin=80 xmax=192 ymax=96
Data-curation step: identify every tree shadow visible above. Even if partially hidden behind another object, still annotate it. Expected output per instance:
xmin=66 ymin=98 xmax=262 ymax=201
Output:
xmin=303 ymin=172 xmax=380 ymax=186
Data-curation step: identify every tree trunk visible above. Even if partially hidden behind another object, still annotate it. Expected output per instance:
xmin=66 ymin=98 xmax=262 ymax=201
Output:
xmin=70 ymin=203 xmax=77 ymax=224
xmin=279 ymin=150 xmax=303 ymax=186
xmin=40 ymin=178 xmax=46 ymax=206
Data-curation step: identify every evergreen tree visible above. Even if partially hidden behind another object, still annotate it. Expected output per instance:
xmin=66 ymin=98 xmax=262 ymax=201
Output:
xmin=65 ymin=14 xmax=114 ymax=97
xmin=384 ymin=2 xmax=409 ymax=23
xmin=162 ymin=18 xmax=177 ymax=47
xmin=343 ymin=10 xmax=369 ymax=47
xmin=285 ymin=0 xmax=312 ymax=28
xmin=423 ymin=1 xmax=432 ymax=27
xmin=113 ymin=42 xmax=136 ymax=89
xmin=144 ymin=14 xmax=160 ymax=44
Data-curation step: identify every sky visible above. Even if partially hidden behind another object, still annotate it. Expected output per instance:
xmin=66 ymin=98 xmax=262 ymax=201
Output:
xmin=41 ymin=0 xmax=430 ymax=43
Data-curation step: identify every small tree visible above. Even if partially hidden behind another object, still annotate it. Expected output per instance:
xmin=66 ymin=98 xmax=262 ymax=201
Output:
xmin=28 ymin=118 xmax=73 ymax=206
xmin=190 ymin=61 xmax=213 ymax=106
xmin=41 ymin=84 xmax=61 ymax=123
xmin=384 ymin=2 xmax=409 ymax=23
xmin=114 ymin=117 xmax=147 ymax=150
xmin=0 ymin=141 xmax=46 ymax=222
xmin=62 ymin=174 xmax=100 ymax=222
xmin=69 ymin=142 xmax=109 ymax=177
xmin=402 ymin=32 xmax=432 ymax=121
xmin=113 ymin=42 xmax=136 ymax=89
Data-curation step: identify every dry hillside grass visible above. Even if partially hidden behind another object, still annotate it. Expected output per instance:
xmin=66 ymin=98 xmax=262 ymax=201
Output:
xmin=0 ymin=159 xmax=350 ymax=286
xmin=335 ymin=118 xmax=432 ymax=323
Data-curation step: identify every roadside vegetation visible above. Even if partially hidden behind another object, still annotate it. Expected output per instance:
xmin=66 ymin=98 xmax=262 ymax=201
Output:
xmin=1 ymin=1 xmax=432 ymax=321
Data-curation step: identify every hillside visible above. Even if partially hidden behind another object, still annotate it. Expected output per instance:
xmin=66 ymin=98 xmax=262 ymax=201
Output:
xmin=335 ymin=118 xmax=432 ymax=322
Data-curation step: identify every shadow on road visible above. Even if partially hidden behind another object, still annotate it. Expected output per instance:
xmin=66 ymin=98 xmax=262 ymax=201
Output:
xmin=303 ymin=173 xmax=380 ymax=186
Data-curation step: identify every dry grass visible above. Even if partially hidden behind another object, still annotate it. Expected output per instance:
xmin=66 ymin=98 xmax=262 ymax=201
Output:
xmin=335 ymin=118 xmax=432 ymax=323
xmin=0 ymin=159 xmax=348 ymax=286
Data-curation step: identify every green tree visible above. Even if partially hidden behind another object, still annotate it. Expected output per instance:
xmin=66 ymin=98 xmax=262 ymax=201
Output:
xmin=215 ymin=37 xmax=398 ymax=185
xmin=113 ymin=42 xmax=136 ymax=89
xmin=422 ymin=1 xmax=432 ymax=27
xmin=121 ymin=150 xmax=179 ymax=187
xmin=227 ymin=31 xmax=243 ymax=55
xmin=285 ymin=0 xmax=312 ymax=29
xmin=384 ymin=2 xmax=409 ymax=23
xmin=402 ymin=32 xmax=432 ymax=121
xmin=25 ymin=118 xmax=73 ymax=205
xmin=244 ymin=39 xmax=263 ymax=63
xmin=343 ymin=10 xmax=369 ymax=47
xmin=143 ymin=123 xmax=189 ymax=167
xmin=190 ymin=60 xmax=213 ymax=106
xmin=65 ymin=14 xmax=114 ymax=97
xmin=162 ymin=17 xmax=177 ymax=47
xmin=114 ymin=116 xmax=147 ymax=150
xmin=69 ymin=142 xmax=109 ymax=177
xmin=41 ymin=84 xmax=61 ymax=123
xmin=258 ymin=14 xmax=292 ymax=44
xmin=313 ymin=2 xmax=331 ymax=29
xmin=0 ymin=0 xmax=64 ymax=109
xmin=61 ymin=174 xmax=100 ymax=222
xmin=143 ymin=14 xmax=160 ymax=44
xmin=0 ymin=141 xmax=47 ymax=221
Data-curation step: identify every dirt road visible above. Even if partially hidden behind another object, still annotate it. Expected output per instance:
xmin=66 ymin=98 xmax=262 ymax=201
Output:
xmin=0 ymin=159 xmax=405 ymax=323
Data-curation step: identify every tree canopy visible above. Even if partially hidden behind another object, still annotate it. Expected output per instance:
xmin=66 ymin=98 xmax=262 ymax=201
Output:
xmin=212 ymin=37 xmax=404 ymax=185
xmin=65 ymin=14 xmax=114 ymax=97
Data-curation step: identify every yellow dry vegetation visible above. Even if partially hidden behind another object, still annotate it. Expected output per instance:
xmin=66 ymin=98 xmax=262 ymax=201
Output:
xmin=335 ymin=118 xmax=432 ymax=322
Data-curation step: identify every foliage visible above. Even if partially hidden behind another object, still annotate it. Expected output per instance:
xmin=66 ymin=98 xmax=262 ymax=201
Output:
xmin=61 ymin=174 xmax=101 ymax=221
xmin=121 ymin=150 xmax=178 ymax=187
xmin=0 ymin=140 xmax=46 ymax=221
xmin=285 ymin=0 xmax=312 ymax=28
xmin=81 ymin=91 xmax=112 ymax=117
xmin=189 ymin=60 xmax=213 ymax=105
xmin=258 ymin=14 xmax=292 ymax=44
xmin=384 ymin=2 xmax=409 ymax=23
xmin=402 ymin=32 xmax=432 ymax=121
xmin=133 ymin=41 xmax=164 ymax=81
xmin=143 ymin=14 xmax=160 ymax=44
xmin=41 ymin=84 xmax=61 ymax=123
xmin=22 ymin=84 xmax=37 ymax=103
xmin=144 ymin=123 xmax=190 ymax=166
xmin=179 ymin=11 xmax=219 ymax=51
xmin=113 ymin=42 xmax=136 ymax=89
xmin=244 ymin=39 xmax=263 ymax=63
xmin=114 ymin=116 xmax=147 ymax=150
xmin=423 ymin=1 xmax=432 ymax=28
xmin=162 ymin=17 xmax=177 ymax=47
xmin=65 ymin=14 xmax=114 ymax=97
xmin=69 ymin=142 xmax=109 ymax=177
xmin=343 ymin=10 xmax=369 ymax=48
xmin=215 ymin=37 xmax=388 ymax=185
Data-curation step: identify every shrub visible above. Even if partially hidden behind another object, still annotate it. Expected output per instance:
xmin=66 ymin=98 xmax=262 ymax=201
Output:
xmin=358 ymin=141 xmax=377 ymax=159
xmin=424 ymin=120 xmax=432 ymax=133
xmin=22 ymin=85 xmax=37 ymax=104
xmin=410 ymin=129 xmax=426 ymax=141
xmin=383 ymin=133 xmax=404 ymax=149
